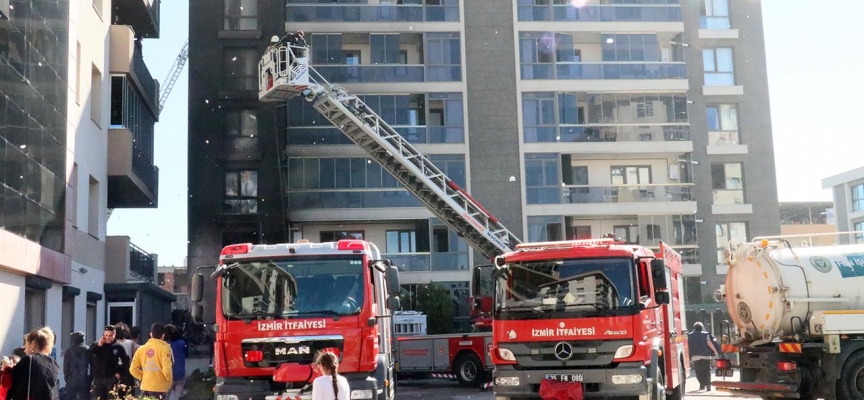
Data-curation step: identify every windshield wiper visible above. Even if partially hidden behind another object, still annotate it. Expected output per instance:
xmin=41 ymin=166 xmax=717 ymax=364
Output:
xmin=292 ymin=309 xmax=339 ymax=315
xmin=566 ymin=302 xmax=616 ymax=316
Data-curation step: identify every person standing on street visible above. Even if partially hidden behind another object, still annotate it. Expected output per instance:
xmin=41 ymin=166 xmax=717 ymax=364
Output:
xmin=62 ymin=331 xmax=90 ymax=400
xmin=89 ymin=325 xmax=129 ymax=400
xmin=129 ymin=323 xmax=173 ymax=400
xmin=311 ymin=351 xmax=349 ymax=400
xmin=688 ymin=322 xmax=719 ymax=391
xmin=6 ymin=327 xmax=61 ymax=400
xmin=164 ymin=324 xmax=188 ymax=400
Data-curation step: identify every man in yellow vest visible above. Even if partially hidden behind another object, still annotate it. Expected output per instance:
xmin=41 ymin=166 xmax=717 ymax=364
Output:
xmin=130 ymin=323 xmax=173 ymax=399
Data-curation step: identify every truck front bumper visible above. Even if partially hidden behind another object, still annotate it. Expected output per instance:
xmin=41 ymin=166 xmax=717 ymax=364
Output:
xmin=215 ymin=372 xmax=384 ymax=400
xmin=493 ymin=364 xmax=650 ymax=398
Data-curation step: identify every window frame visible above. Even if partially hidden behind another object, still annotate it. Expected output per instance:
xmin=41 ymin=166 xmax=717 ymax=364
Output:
xmin=224 ymin=170 xmax=259 ymax=214
xmin=716 ymin=222 xmax=747 ymax=263
xmin=386 ymin=229 xmax=417 ymax=253
xmin=852 ymin=184 xmax=864 ymax=212
xmin=222 ymin=48 xmax=259 ymax=91
xmin=706 ymin=104 xmax=740 ymax=145
xmin=224 ymin=0 xmax=259 ymax=31
xmin=703 ymin=47 xmax=735 ymax=86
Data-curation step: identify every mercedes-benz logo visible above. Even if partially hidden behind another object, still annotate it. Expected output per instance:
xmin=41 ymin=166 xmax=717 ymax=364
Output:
xmin=554 ymin=342 xmax=573 ymax=361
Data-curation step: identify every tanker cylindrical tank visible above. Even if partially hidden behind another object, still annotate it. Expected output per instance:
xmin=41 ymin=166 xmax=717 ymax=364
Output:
xmin=724 ymin=242 xmax=864 ymax=341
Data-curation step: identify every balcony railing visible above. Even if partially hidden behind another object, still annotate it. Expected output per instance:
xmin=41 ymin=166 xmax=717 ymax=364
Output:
xmin=700 ymin=16 xmax=731 ymax=29
xmin=713 ymin=189 xmax=744 ymax=205
xmin=521 ymin=62 xmax=686 ymax=80
xmin=517 ymin=5 xmax=682 ymax=22
xmin=524 ymin=125 xmax=689 ymax=143
xmin=287 ymin=190 xmax=422 ymax=210
xmin=562 ymin=184 xmax=695 ymax=204
xmin=312 ymin=64 xmax=461 ymax=83
xmin=132 ymin=46 xmax=158 ymax=107
xmin=382 ymin=252 xmax=470 ymax=272
xmin=287 ymin=126 xmax=464 ymax=145
xmin=286 ymin=4 xmax=460 ymax=23
xmin=129 ymin=243 xmax=156 ymax=282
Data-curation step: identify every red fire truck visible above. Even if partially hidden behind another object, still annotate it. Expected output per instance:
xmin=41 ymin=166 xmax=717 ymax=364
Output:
xmin=489 ymin=240 xmax=688 ymax=399
xmin=190 ymin=240 xmax=402 ymax=400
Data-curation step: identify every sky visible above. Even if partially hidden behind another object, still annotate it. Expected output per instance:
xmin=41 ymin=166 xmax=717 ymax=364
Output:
xmin=107 ymin=0 xmax=864 ymax=266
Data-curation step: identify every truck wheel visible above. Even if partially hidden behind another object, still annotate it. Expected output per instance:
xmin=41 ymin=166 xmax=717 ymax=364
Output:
xmin=667 ymin=364 xmax=685 ymax=400
xmin=454 ymin=354 xmax=482 ymax=387
xmin=838 ymin=351 xmax=864 ymax=400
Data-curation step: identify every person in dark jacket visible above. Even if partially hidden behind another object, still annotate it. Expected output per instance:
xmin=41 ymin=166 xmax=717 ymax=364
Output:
xmin=7 ymin=327 xmax=60 ymax=400
xmin=88 ymin=325 xmax=130 ymax=400
xmin=687 ymin=322 xmax=719 ymax=391
xmin=62 ymin=331 xmax=90 ymax=400
xmin=164 ymin=325 xmax=188 ymax=400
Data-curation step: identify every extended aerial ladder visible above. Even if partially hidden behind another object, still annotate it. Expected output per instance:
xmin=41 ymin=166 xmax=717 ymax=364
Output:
xmin=258 ymin=40 xmax=520 ymax=259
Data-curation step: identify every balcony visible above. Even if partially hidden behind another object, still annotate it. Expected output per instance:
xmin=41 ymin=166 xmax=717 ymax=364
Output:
xmin=106 ymin=236 xmax=158 ymax=284
xmin=108 ymin=26 xmax=159 ymax=208
xmin=313 ymin=64 xmax=461 ymax=83
xmin=517 ymin=4 xmax=682 ymax=22
xmin=385 ymin=252 xmax=469 ymax=272
xmin=561 ymin=184 xmax=695 ymax=204
xmin=525 ymin=125 xmax=689 ymax=143
xmin=112 ymin=0 xmax=161 ymax=38
xmin=559 ymin=215 xmax=697 ymax=247
xmin=521 ymin=62 xmax=685 ymax=80
xmin=286 ymin=3 xmax=459 ymax=23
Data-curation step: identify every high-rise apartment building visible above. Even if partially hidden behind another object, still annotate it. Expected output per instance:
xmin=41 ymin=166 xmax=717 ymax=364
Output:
xmin=188 ymin=0 xmax=779 ymax=326
xmin=0 ymin=0 xmax=166 ymax=370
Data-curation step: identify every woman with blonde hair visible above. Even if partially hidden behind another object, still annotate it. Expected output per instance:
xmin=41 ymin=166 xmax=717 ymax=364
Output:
xmin=5 ymin=327 xmax=60 ymax=400
xmin=311 ymin=351 xmax=349 ymax=400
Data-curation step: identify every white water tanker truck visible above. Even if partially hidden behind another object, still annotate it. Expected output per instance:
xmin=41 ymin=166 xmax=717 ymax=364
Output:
xmin=712 ymin=232 xmax=864 ymax=400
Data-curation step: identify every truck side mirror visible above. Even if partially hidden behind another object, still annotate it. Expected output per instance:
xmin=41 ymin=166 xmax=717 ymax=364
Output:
xmin=385 ymin=264 xmax=400 ymax=295
xmin=191 ymin=272 xmax=204 ymax=302
xmin=387 ymin=295 xmax=401 ymax=311
xmin=651 ymin=259 xmax=668 ymax=290
xmin=654 ymin=291 xmax=670 ymax=305
xmin=191 ymin=304 xmax=204 ymax=323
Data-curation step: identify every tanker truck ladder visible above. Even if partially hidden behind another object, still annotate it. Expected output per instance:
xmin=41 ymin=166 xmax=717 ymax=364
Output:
xmin=258 ymin=41 xmax=520 ymax=260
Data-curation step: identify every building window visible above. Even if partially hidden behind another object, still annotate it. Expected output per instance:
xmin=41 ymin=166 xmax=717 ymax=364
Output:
xmin=647 ymin=224 xmax=661 ymax=240
xmin=567 ymin=225 xmax=591 ymax=240
xmin=224 ymin=109 xmax=258 ymax=155
xmin=88 ymin=176 xmax=99 ymax=236
xmin=344 ymin=50 xmax=361 ymax=65
xmin=600 ymin=34 xmax=661 ymax=62
xmin=706 ymin=104 xmax=739 ymax=145
xmin=711 ymin=163 xmax=744 ymax=205
xmin=855 ymin=222 xmax=864 ymax=243
xmin=684 ymin=277 xmax=703 ymax=304
xmin=90 ymin=64 xmax=102 ymax=126
xmin=223 ymin=48 xmax=259 ymax=90
xmin=527 ymin=216 xmax=563 ymax=242
xmin=425 ymin=33 xmax=462 ymax=81
xmin=25 ymin=287 xmax=46 ymax=333
xmin=224 ymin=170 xmax=258 ymax=214
xmin=386 ymin=230 xmax=416 ymax=253
xmin=614 ymin=225 xmax=639 ymax=245
xmin=62 ymin=296 xmax=75 ymax=344
xmin=716 ymin=222 xmax=747 ymax=263
xmin=525 ymin=154 xmax=561 ymax=204
xmin=86 ymin=301 xmax=97 ymax=343
xmin=224 ymin=0 xmax=258 ymax=30
xmin=320 ymin=231 xmax=364 ymax=242
xmin=852 ymin=184 xmax=864 ymax=212
xmin=611 ymin=166 xmax=651 ymax=185
xmin=703 ymin=48 xmax=734 ymax=86
xmin=701 ymin=0 xmax=731 ymax=29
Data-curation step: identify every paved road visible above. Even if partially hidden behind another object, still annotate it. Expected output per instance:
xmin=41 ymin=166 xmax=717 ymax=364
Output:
xmin=394 ymin=373 xmax=760 ymax=400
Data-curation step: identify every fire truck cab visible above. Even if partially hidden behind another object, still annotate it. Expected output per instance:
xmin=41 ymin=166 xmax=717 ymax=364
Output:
xmin=489 ymin=239 xmax=687 ymax=400
xmin=191 ymin=240 xmax=401 ymax=400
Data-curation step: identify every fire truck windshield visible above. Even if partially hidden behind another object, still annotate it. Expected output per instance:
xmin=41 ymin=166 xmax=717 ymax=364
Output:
xmin=220 ymin=255 xmax=365 ymax=319
xmin=495 ymin=258 xmax=635 ymax=318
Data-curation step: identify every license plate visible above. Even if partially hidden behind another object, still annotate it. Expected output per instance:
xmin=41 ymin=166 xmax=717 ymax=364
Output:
xmin=715 ymin=369 xmax=734 ymax=377
xmin=545 ymin=374 xmax=584 ymax=382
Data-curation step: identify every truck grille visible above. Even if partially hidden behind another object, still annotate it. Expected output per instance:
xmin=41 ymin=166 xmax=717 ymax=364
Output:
xmin=241 ymin=335 xmax=343 ymax=368
xmin=510 ymin=339 xmax=631 ymax=368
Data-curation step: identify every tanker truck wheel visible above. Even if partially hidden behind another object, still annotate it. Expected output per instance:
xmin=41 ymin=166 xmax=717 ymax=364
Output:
xmin=837 ymin=351 xmax=864 ymax=400
xmin=454 ymin=353 xmax=482 ymax=387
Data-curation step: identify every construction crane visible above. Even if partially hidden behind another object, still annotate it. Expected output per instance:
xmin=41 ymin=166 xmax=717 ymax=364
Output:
xmin=158 ymin=39 xmax=189 ymax=112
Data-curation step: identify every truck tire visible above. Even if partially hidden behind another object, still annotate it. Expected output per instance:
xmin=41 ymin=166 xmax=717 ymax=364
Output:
xmin=667 ymin=362 xmax=685 ymax=400
xmin=837 ymin=351 xmax=864 ymax=400
xmin=454 ymin=353 xmax=482 ymax=387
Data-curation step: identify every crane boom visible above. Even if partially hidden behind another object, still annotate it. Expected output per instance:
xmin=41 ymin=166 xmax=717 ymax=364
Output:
xmin=159 ymin=39 xmax=189 ymax=112
xmin=258 ymin=43 xmax=521 ymax=259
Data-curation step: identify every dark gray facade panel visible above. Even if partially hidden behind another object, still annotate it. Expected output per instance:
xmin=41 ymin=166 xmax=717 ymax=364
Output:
xmin=464 ymin=0 xmax=524 ymax=245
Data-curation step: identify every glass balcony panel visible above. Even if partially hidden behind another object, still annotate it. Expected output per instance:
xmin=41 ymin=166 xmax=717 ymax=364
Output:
xmin=526 ymin=125 xmax=690 ymax=143
xmin=562 ymin=184 xmax=694 ymax=204
xmin=313 ymin=65 xmax=426 ymax=83
xmin=286 ymin=4 xmax=458 ymax=22
xmin=385 ymin=253 xmax=432 ymax=272
xmin=517 ymin=5 xmax=681 ymax=22
xmin=286 ymin=190 xmax=423 ymax=209
xmin=700 ymin=16 xmax=731 ymax=29
xmin=549 ymin=62 xmax=686 ymax=80
xmin=713 ymin=189 xmax=744 ymax=205
xmin=430 ymin=252 xmax=470 ymax=271
xmin=708 ymin=131 xmax=739 ymax=145
xmin=704 ymin=72 xmax=735 ymax=86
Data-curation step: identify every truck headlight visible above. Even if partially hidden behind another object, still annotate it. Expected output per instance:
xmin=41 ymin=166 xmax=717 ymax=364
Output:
xmin=216 ymin=396 xmax=239 ymax=400
xmin=497 ymin=347 xmax=516 ymax=361
xmin=495 ymin=376 xmax=520 ymax=386
xmin=611 ymin=374 xmax=643 ymax=384
xmin=350 ymin=389 xmax=374 ymax=399
xmin=613 ymin=345 xmax=633 ymax=359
